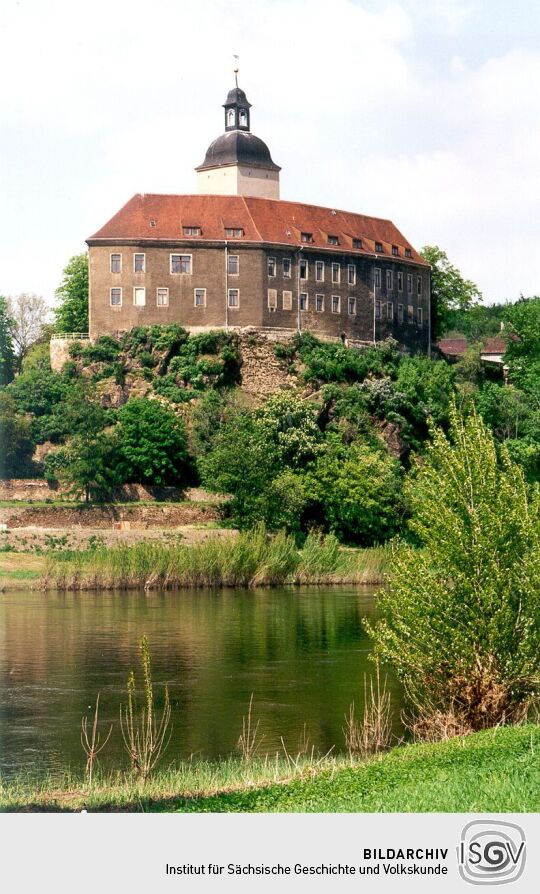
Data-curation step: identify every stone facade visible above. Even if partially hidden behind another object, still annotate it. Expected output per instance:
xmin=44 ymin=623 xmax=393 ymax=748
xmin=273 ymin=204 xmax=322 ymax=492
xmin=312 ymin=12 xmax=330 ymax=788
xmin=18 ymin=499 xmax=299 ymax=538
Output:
xmin=88 ymin=239 xmax=430 ymax=353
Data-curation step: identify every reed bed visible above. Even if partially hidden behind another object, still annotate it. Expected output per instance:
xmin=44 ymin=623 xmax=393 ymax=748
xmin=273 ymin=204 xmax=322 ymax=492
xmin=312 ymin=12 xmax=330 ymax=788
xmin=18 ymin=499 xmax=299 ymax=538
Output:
xmin=40 ymin=527 xmax=390 ymax=591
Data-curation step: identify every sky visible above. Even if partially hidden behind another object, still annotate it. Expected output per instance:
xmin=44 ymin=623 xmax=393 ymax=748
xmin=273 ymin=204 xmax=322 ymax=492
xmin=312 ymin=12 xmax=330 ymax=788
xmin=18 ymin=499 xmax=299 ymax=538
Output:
xmin=1 ymin=0 xmax=539 ymax=308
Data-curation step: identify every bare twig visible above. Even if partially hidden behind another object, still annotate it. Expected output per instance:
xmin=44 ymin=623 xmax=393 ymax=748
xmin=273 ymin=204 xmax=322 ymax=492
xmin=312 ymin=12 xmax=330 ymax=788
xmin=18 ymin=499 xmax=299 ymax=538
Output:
xmin=80 ymin=693 xmax=113 ymax=786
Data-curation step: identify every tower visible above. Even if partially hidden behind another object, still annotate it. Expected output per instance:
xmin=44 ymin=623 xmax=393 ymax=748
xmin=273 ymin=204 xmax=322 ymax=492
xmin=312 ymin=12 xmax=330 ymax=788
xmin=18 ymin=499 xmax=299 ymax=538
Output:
xmin=196 ymin=83 xmax=281 ymax=199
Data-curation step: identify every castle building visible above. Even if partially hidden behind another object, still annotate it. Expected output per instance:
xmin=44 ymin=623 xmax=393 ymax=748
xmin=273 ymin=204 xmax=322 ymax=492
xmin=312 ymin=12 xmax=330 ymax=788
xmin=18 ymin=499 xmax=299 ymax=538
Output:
xmin=87 ymin=83 xmax=430 ymax=352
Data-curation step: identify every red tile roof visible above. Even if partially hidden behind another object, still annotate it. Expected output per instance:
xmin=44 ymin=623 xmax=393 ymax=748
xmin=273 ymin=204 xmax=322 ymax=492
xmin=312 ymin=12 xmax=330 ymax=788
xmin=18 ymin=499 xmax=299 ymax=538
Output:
xmin=437 ymin=338 xmax=468 ymax=357
xmin=88 ymin=194 xmax=429 ymax=265
xmin=481 ymin=336 xmax=507 ymax=354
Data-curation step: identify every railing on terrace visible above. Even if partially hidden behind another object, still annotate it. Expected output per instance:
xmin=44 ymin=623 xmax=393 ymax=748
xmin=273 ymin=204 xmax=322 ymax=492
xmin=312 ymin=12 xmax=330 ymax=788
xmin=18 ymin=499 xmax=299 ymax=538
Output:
xmin=51 ymin=333 xmax=90 ymax=340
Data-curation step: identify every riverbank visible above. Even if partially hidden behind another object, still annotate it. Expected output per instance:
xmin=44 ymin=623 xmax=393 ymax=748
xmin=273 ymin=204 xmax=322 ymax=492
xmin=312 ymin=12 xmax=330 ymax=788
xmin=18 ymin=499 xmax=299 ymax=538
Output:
xmin=27 ymin=529 xmax=390 ymax=590
xmin=2 ymin=726 xmax=538 ymax=812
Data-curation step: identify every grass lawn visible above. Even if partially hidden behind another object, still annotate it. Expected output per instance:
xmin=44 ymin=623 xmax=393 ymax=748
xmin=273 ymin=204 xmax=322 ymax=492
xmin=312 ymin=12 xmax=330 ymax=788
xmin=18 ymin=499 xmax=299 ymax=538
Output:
xmin=2 ymin=726 xmax=538 ymax=813
xmin=0 ymin=552 xmax=46 ymax=587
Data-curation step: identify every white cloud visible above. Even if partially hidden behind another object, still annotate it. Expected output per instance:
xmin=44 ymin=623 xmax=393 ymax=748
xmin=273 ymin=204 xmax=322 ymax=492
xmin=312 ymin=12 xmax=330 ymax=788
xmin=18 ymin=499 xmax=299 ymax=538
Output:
xmin=0 ymin=0 xmax=539 ymax=303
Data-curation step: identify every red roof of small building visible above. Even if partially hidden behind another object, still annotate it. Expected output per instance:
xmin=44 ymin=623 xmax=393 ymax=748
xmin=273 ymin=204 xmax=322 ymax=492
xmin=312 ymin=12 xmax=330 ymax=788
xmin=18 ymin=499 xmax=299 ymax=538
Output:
xmin=88 ymin=194 xmax=429 ymax=265
xmin=437 ymin=338 xmax=468 ymax=357
xmin=481 ymin=336 xmax=507 ymax=354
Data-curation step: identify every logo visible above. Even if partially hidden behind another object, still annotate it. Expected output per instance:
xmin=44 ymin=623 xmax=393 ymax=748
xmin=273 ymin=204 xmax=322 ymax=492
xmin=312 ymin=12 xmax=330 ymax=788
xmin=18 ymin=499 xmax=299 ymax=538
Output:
xmin=458 ymin=821 xmax=526 ymax=885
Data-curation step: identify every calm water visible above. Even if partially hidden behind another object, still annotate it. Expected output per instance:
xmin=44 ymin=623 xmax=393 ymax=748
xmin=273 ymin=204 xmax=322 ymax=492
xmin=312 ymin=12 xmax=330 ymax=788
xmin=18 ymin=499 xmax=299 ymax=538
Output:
xmin=0 ymin=587 xmax=401 ymax=778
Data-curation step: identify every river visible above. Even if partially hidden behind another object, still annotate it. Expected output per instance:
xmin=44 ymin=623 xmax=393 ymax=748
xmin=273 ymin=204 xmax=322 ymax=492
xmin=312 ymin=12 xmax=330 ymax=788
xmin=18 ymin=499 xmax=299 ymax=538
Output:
xmin=0 ymin=586 xmax=401 ymax=778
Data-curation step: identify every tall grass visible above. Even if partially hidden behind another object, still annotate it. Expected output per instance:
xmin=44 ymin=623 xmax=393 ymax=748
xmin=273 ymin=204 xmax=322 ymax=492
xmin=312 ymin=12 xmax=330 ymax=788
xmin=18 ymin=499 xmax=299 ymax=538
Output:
xmin=41 ymin=526 xmax=390 ymax=591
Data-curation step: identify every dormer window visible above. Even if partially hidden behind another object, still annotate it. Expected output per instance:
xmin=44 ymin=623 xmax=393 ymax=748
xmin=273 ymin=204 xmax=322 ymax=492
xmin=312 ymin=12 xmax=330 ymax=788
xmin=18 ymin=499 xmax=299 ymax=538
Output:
xmin=301 ymin=232 xmax=313 ymax=243
xmin=183 ymin=226 xmax=201 ymax=236
xmin=327 ymin=235 xmax=339 ymax=245
xmin=375 ymin=242 xmax=383 ymax=253
xmin=405 ymin=248 xmax=412 ymax=258
xmin=352 ymin=238 xmax=362 ymax=249
xmin=392 ymin=245 xmax=399 ymax=257
xmin=225 ymin=227 xmax=244 ymax=238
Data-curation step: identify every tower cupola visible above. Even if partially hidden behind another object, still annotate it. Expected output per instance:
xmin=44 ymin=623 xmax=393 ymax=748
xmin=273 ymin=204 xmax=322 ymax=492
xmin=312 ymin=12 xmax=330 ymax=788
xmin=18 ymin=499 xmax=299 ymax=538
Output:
xmin=196 ymin=80 xmax=281 ymax=199
xmin=224 ymin=87 xmax=251 ymax=132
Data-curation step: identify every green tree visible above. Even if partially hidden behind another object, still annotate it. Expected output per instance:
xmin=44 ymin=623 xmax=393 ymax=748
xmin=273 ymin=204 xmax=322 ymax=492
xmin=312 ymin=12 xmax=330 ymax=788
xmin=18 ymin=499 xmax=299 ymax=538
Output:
xmin=420 ymin=245 xmax=482 ymax=339
xmin=45 ymin=431 xmax=123 ymax=502
xmin=117 ymin=398 xmax=190 ymax=486
xmin=306 ymin=436 xmax=402 ymax=544
xmin=503 ymin=296 xmax=540 ymax=397
xmin=197 ymin=411 xmax=278 ymax=526
xmin=367 ymin=408 xmax=540 ymax=729
xmin=54 ymin=253 xmax=89 ymax=333
xmin=0 ymin=296 xmax=15 ymax=385
xmin=0 ymin=392 xmax=35 ymax=478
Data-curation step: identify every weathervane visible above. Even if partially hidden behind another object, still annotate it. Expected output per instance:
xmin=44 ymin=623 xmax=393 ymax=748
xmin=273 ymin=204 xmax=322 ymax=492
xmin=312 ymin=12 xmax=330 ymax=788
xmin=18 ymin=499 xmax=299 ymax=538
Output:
xmin=233 ymin=54 xmax=239 ymax=87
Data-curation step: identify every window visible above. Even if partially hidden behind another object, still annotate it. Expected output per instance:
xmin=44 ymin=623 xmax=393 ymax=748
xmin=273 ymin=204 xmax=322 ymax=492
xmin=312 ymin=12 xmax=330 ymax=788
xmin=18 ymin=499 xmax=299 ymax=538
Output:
xmin=149 ymin=218 xmax=157 ymax=228
xmin=347 ymin=264 xmax=356 ymax=285
xmin=133 ymin=287 xmax=146 ymax=306
xmin=110 ymin=253 xmax=121 ymax=273
xmin=194 ymin=288 xmax=206 ymax=307
xmin=300 ymin=232 xmax=313 ymax=243
xmin=170 ymin=254 xmax=192 ymax=274
xmin=417 ymin=276 xmax=423 ymax=296
xmin=228 ymin=254 xmax=239 ymax=275
xmin=348 ymin=297 xmax=356 ymax=315
xmin=299 ymin=259 xmax=308 ymax=279
xmin=283 ymin=258 xmax=292 ymax=278
xmin=282 ymin=290 xmax=293 ymax=310
xmin=387 ymin=302 xmax=394 ymax=320
xmin=392 ymin=245 xmax=399 ymax=257
xmin=157 ymin=288 xmax=169 ymax=306
xmin=228 ymin=289 xmax=239 ymax=308
xmin=397 ymin=271 xmax=403 ymax=292
xmin=315 ymin=294 xmax=324 ymax=312
xmin=331 ymin=262 xmax=340 ymax=283
xmin=375 ymin=241 xmax=383 ymax=253
xmin=405 ymin=248 xmax=412 ymax=258
xmin=407 ymin=273 xmax=413 ymax=294
xmin=397 ymin=304 xmax=404 ymax=323
xmin=225 ymin=227 xmax=244 ymax=238
xmin=375 ymin=300 xmax=381 ymax=320
xmin=134 ymin=253 xmax=145 ymax=273
xmin=299 ymin=292 xmax=308 ymax=311
xmin=352 ymin=238 xmax=362 ymax=249
xmin=183 ymin=226 xmax=201 ymax=237
xmin=267 ymin=289 xmax=277 ymax=311
xmin=239 ymin=110 xmax=248 ymax=127
xmin=331 ymin=295 xmax=341 ymax=314
xmin=315 ymin=260 xmax=324 ymax=282
xmin=417 ymin=307 xmax=423 ymax=326
xmin=408 ymin=304 xmax=414 ymax=323
xmin=110 ymin=287 xmax=122 ymax=306
xmin=386 ymin=270 xmax=393 ymax=290
xmin=267 ymin=257 xmax=276 ymax=277
xmin=327 ymin=235 xmax=339 ymax=245
xmin=227 ymin=109 xmax=235 ymax=127
xmin=374 ymin=268 xmax=381 ymax=288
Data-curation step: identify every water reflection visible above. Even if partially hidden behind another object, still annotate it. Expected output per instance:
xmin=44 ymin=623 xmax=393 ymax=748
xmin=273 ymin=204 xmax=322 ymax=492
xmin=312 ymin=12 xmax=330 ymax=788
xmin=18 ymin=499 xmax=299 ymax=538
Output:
xmin=0 ymin=587 xmax=400 ymax=778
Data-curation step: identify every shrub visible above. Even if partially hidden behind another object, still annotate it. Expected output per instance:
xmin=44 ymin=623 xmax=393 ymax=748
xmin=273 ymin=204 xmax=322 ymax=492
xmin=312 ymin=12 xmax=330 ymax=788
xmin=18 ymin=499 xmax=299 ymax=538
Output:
xmin=305 ymin=436 xmax=402 ymax=544
xmin=367 ymin=408 xmax=540 ymax=731
xmin=117 ymin=398 xmax=191 ymax=486
xmin=79 ymin=335 xmax=120 ymax=363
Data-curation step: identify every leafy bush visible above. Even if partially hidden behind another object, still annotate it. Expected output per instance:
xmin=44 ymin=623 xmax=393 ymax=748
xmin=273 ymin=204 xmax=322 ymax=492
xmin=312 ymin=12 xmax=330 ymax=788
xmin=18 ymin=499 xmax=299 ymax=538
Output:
xmin=0 ymin=392 xmax=35 ymax=478
xmin=79 ymin=335 xmax=121 ymax=364
xmin=117 ymin=398 xmax=191 ymax=486
xmin=367 ymin=408 xmax=540 ymax=730
xmin=305 ymin=436 xmax=402 ymax=544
